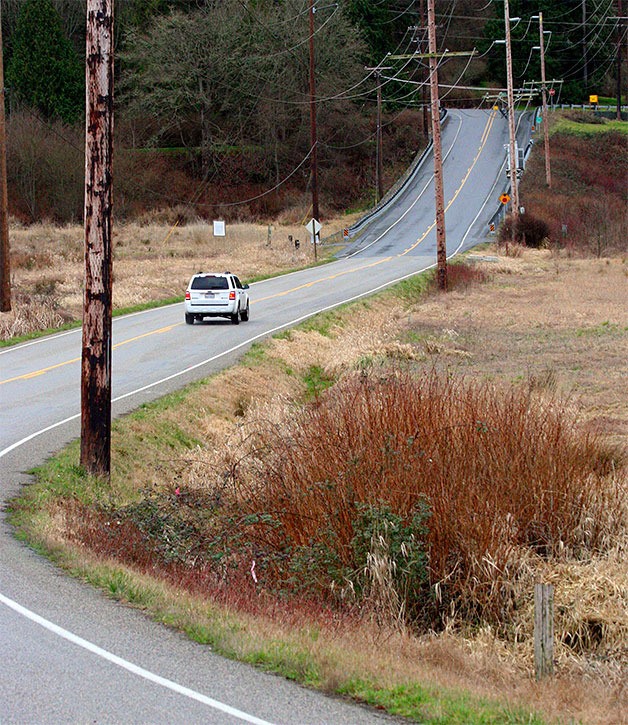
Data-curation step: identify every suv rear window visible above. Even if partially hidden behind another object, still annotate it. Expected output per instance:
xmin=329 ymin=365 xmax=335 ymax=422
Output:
xmin=191 ymin=275 xmax=229 ymax=291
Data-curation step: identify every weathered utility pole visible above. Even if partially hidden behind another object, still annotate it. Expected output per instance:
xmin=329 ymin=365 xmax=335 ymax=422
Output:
xmin=80 ymin=0 xmax=114 ymax=479
xmin=427 ymin=0 xmax=447 ymax=291
xmin=308 ymin=0 xmax=319 ymax=261
xmin=419 ymin=0 xmax=429 ymax=141
xmin=375 ymin=73 xmax=383 ymax=203
xmin=504 ymin=0 xmax=519 ymax=237
xmin=539 ymin=12 xmax=552 ymax=187
xmin=617 ymin=0 xmax=624 ymax=121
xmin=365 ymin=66 xmax=392 ymax=203
xmin=0 ymin=6 xmax=10 ymax=313
xmin=582 ymin=0 xmax=589 ymax=93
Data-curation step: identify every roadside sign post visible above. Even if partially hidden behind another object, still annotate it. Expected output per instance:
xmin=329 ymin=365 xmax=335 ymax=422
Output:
xmin=305 ymin=218 xmax=321 ymax=259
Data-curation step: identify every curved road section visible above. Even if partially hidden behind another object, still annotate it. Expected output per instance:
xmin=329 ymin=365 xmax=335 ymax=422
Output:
xmin=0 ymin=109 xmax=530 ymax=723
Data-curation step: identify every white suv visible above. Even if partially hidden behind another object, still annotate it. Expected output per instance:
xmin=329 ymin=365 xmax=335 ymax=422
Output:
xmin=184 ymin=272 xmax=250 ymax=325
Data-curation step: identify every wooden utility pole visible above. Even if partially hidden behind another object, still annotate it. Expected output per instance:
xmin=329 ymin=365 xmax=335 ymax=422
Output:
xmin=617 ymin=0 xmax=624 ymax=121
xmin=308 ymin=0 xmax=319 ymax=261
xmin=419 ymin=0 xmax=429 ymax=141
xmin=539 ymin=12 xmax=552 ymax=187
xmin=365 ymin=66 xmax=392 ymax=203
xmin=80 ymin=0 xmax=114 ymax=479
xmin=376 ymin=73 xmax=383 ymax=203
xmin=504 ymin=0 xmax=519 ymax=237
xmin=0 ymin=6 xmax=10 ymax=313
xmin=582 ymin=0 xmax=589 ymax=93
xmin=427 ymin=0 xmax=447 ymax=291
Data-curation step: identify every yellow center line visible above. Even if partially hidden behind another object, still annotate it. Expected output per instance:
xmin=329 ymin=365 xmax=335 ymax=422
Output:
xmin=1 ymin=324 xmax=179 ymax=386
xmin=399 ymin=111 xmax=496 ymax=257
xmin=254 ymin=256 xmax=393 ymax=303
xmin=4 ymin=113 xmax=498 ymax=388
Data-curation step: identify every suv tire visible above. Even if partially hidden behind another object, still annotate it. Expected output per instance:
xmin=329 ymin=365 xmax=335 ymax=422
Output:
xmin=231 ymin=309 xmax=240 ymax=325
xmin=185 ymin=313 xmax=195 ymax=325
xmin=240 ymin=302 xmax=250 ymax=322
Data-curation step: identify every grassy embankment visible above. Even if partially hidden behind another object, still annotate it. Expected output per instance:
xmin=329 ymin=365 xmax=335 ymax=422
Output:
xmin=6 ymin=113 xmax=628 ymax=723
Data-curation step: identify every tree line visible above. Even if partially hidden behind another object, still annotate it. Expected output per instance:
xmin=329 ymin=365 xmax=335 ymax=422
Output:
xmin=1 ymin=0 xmax=622 ymax=222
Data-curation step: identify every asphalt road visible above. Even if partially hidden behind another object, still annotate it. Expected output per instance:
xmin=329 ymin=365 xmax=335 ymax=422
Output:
xmin=0 ymin=108 xmax=532 ymax=723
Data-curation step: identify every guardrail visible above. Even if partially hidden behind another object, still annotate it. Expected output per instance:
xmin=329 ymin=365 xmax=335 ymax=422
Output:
xmin=487 ymin=109 xmax=536 ymax=236
xmin=342 ymin=109 xmax=448 ymax=241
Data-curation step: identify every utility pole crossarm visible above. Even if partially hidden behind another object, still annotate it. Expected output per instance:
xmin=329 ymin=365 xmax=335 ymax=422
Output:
xmin=388 ymin=50 xmax=477 ymax=60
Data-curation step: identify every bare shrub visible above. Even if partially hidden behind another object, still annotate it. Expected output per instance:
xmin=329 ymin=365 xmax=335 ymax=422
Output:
xmin=7 ymin=111 xmax=83 ymax=223
xmin=498 ymin=213 xmax=551 ymax=249
xmin=221 ymin=371 xmax=625 ymax=632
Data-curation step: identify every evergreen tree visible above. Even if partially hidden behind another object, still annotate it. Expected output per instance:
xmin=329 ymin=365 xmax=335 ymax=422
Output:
xmin=481 ymin=0 xmax=617 ymax=102
xmin=6 ymin=0 xmax=84 ymax=124
xmin=347 ymin=0 xmax=413 ymax=65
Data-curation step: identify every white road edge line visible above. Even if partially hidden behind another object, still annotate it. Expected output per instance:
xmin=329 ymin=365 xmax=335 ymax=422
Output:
xmin=346 ymin=111 xmax=464 ymax=258
xmin=0 ymin=110 xmax=512 ymax=720
xmin=0 ymin=592 xmax=274 ymax=725
xmin=0 ymin=260 xmax=436 ymax=461
xmin=450 ymin=156 xmax=507 ymax=257
xmin=0 ymin=302 xmax=178 ymax=355
xmin=0 ymin=259 xmax=436 ymax=720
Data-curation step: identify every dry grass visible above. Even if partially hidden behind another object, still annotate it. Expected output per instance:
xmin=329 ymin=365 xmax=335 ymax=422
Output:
xmin=412 ymin=251 xmax=628 ymax=450
xmin=9 ymin=240 xmax=628 ymax=723
xmin=1 ymin=215 xmax=358 ymax=340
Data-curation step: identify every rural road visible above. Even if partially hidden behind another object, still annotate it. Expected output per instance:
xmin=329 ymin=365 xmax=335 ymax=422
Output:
xmin=0 ymin=108 xmax=532 ymax=723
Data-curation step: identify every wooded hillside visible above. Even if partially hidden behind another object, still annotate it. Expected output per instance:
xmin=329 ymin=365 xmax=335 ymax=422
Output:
xmin=2 ymin=0 xmax=623 ymax=222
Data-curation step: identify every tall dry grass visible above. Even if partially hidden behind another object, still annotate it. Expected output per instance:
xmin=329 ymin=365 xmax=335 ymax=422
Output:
xmin=1 ymin=216 xmax=357 ymax=340
xmin=34 ymin=248 xmax=627 ymax=718
xmin=208 ymin=370 xmax=625 ymax=632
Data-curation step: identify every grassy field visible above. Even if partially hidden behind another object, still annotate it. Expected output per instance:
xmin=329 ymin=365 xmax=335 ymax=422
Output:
xmin=0 ymin=215 xmax=355 ymax=342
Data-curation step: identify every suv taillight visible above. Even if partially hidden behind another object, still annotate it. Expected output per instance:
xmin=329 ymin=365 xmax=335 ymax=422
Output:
xmin=229 ymin=290 xmax=236 ymax=300
xmin=185 ymin=291 xmax=190 ymax=300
